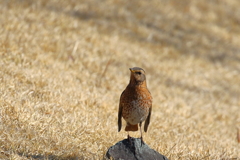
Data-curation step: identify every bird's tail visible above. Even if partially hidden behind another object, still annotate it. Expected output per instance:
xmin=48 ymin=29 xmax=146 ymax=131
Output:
xmin=125 ymin=123 xmax=138 ymax=131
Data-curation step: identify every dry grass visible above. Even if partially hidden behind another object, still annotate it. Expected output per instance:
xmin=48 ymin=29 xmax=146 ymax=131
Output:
xmin=0 ymin=0 xmax=240 ymax=159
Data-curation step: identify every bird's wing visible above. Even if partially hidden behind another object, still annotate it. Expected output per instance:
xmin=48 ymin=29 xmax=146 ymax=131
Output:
xmin=144 ymin=103 xmax=152 ymax=132
xmin=118 ymin=91 xmax=124 ymax=132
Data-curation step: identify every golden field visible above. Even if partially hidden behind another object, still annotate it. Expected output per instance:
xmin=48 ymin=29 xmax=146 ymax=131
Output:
xmin=0 ymin=0 xmax=240 ymax=159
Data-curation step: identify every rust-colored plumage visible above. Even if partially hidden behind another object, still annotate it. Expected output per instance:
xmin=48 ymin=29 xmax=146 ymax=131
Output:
xmin=118 ymin=67 xmax=152 ymax=143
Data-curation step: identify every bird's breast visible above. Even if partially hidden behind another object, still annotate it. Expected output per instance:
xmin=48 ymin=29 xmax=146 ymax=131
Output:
xmin=122 ymin=98 xmax=152 ymax=125
xmin=120 ymin=86 xmax=152 ymax=125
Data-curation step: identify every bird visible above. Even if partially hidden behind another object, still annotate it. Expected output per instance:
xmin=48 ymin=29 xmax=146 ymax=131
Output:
xmin=118 ymin=67 xmax=152 ymax=144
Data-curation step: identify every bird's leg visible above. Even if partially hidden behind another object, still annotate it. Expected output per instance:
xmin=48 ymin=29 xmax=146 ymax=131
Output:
xmin=139 ymin=122 xmax=144 ymax=146
xmin=127 ymin=132 xmax=133 ymax=145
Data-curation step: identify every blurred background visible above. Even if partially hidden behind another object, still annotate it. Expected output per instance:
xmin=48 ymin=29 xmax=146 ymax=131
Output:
xmin=0 ymin=0 xmax=240 ymax=159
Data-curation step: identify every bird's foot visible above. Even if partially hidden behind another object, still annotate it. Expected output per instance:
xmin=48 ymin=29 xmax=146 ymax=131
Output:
xmin=140 ymin=136 xmax=144 ymax=146
xmin=128 ymin=135 xmax=132 ymax=145
xmin=128 ymin=134 xmax=131 ymax=141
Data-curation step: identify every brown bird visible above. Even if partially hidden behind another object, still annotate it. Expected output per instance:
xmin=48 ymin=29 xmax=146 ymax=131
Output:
xmin=118 ymin=67 xmax=152 ymax=143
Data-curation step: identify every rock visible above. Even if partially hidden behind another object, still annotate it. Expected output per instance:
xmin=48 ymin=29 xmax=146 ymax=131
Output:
xmin=106 ymin=138 xmax=168 ymax=160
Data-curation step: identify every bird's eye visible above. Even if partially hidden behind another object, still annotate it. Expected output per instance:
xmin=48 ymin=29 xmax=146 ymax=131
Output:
xmin=136 ymin=72 xmax=141 ymax=75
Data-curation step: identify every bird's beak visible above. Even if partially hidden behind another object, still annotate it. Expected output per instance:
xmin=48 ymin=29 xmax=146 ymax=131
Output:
xmin=129 ymin=68 xmax=134 ymax=72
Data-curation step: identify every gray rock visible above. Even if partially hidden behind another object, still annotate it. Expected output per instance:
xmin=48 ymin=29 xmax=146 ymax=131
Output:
xmin=106 ymin=138 xmax=168 ymax=160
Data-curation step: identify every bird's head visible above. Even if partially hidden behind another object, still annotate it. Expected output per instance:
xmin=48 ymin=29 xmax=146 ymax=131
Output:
xmin=129 ymin=67 xmax=146 ymax=84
